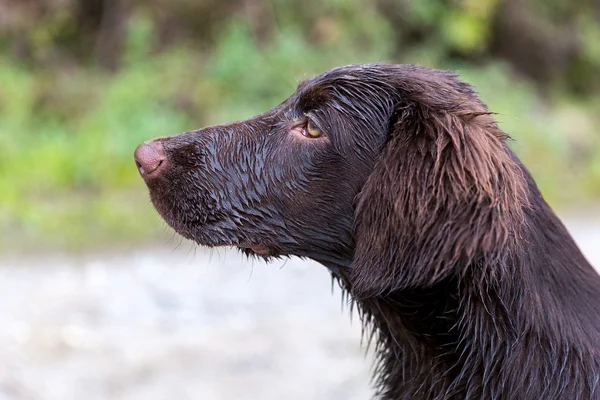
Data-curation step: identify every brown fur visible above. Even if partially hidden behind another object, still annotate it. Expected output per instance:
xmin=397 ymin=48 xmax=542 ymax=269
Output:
xmin=136 ymin=64 xmax=600 ymax=399
xmin=353 ymin=71 xmax=528 ymax=295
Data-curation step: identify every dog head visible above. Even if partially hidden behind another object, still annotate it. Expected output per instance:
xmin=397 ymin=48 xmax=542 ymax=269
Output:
xmin=135 ymin=64 xmax=526 ymax=287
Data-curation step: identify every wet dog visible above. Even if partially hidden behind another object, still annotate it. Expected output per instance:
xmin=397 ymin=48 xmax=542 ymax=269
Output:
xmin=135 ymin=64 xmax=600 ymax=399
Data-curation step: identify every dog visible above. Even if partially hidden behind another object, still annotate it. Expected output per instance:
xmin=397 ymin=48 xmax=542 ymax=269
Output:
xmin=134 ymin=64 xmax=600 ymax=399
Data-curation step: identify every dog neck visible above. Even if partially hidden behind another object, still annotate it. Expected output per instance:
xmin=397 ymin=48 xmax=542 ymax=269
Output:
xmin=329 ymin=196 xmax=600 ymax=399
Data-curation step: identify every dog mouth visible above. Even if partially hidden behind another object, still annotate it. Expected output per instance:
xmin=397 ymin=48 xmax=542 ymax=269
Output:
xmin=136 ymin=142 xmax=280 ymax=257
xmin=157 ymin=207 xmax=279 ymax=257
xmin=239 ymin=244 xmax=275 ymax=256
xmin=238 ymin=245 xmax=281 ymax=260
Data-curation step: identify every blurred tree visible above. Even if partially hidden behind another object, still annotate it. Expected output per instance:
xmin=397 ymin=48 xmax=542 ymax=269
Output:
xmin=79 ymin=0 xmax=130 ymax=70
xmin=490 ymin=0 xmax=579 ymax=88
xmin=2 ymin=0 xmax=599 ymax=94
xmin=374 ymin=0 xmax=600 ymax=94
xmin=0 ymin=0 xmax=130 ymax=70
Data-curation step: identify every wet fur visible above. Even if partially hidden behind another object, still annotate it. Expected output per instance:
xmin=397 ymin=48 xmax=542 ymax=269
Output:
xmin=140 ymin=64 xmax=600 ymax=399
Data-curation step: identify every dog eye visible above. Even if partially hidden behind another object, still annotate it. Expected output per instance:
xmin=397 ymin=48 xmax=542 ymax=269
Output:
xmin=303 ymin=120 xmax=322 ymax=138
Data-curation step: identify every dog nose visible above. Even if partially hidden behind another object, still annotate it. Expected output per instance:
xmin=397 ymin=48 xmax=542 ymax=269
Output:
xmin=134 ymin=140 xmax=167 ymax=178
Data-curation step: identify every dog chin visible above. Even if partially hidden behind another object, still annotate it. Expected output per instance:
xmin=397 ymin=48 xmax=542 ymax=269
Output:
xmin=238 ymin=245 xmax=282 ymax=260
xmin=174 ymin=226 xmax=274 ymax=257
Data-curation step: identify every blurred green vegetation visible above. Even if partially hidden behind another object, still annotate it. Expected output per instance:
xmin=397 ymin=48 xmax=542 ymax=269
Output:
xmin=1 ymin=0 xmax=599 ymax=252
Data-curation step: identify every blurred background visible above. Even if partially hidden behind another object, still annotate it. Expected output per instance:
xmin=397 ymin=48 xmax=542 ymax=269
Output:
xmin=0 ymin=0 xmax=599 ymax=399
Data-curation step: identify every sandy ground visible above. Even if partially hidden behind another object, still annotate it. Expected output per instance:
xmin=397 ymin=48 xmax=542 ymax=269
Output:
xmin=0 ymin=216 xmax=599 ymax=400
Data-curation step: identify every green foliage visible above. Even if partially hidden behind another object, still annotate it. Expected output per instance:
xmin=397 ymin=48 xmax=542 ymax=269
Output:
xmin=0 ymin=11 xmax=396 ymax=251
xmin=0 ymin=16 xmax=196 ymax=251
xmin=458 ymin=64 xmax=600 ymax=202
xmin=206 ymin=18 xmax=392 ymax=122
xmin=1 ymin=7 xmax=599 ymax=252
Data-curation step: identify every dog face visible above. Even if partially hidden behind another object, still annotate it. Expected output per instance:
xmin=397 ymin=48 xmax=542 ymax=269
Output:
xmin=135 ymin=63 xmax=526 ymax=288
xmin=135 ymin=65 xmax=397 ymax=267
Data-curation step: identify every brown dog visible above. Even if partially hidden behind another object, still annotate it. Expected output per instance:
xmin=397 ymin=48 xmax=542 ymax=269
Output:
xmin=135 ymin=64 xmax=600 ymax=399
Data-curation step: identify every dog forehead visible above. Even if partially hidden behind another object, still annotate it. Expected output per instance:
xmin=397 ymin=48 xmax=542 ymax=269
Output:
xmin=293 ymin=65 xmax=391 ymax=111
xmin=297 ymin=64 xmax=378 ymax=89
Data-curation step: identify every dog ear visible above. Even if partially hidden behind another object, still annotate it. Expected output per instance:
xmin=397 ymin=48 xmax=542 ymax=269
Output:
xmin=351 ymin=71 xmax=528 ymax=297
